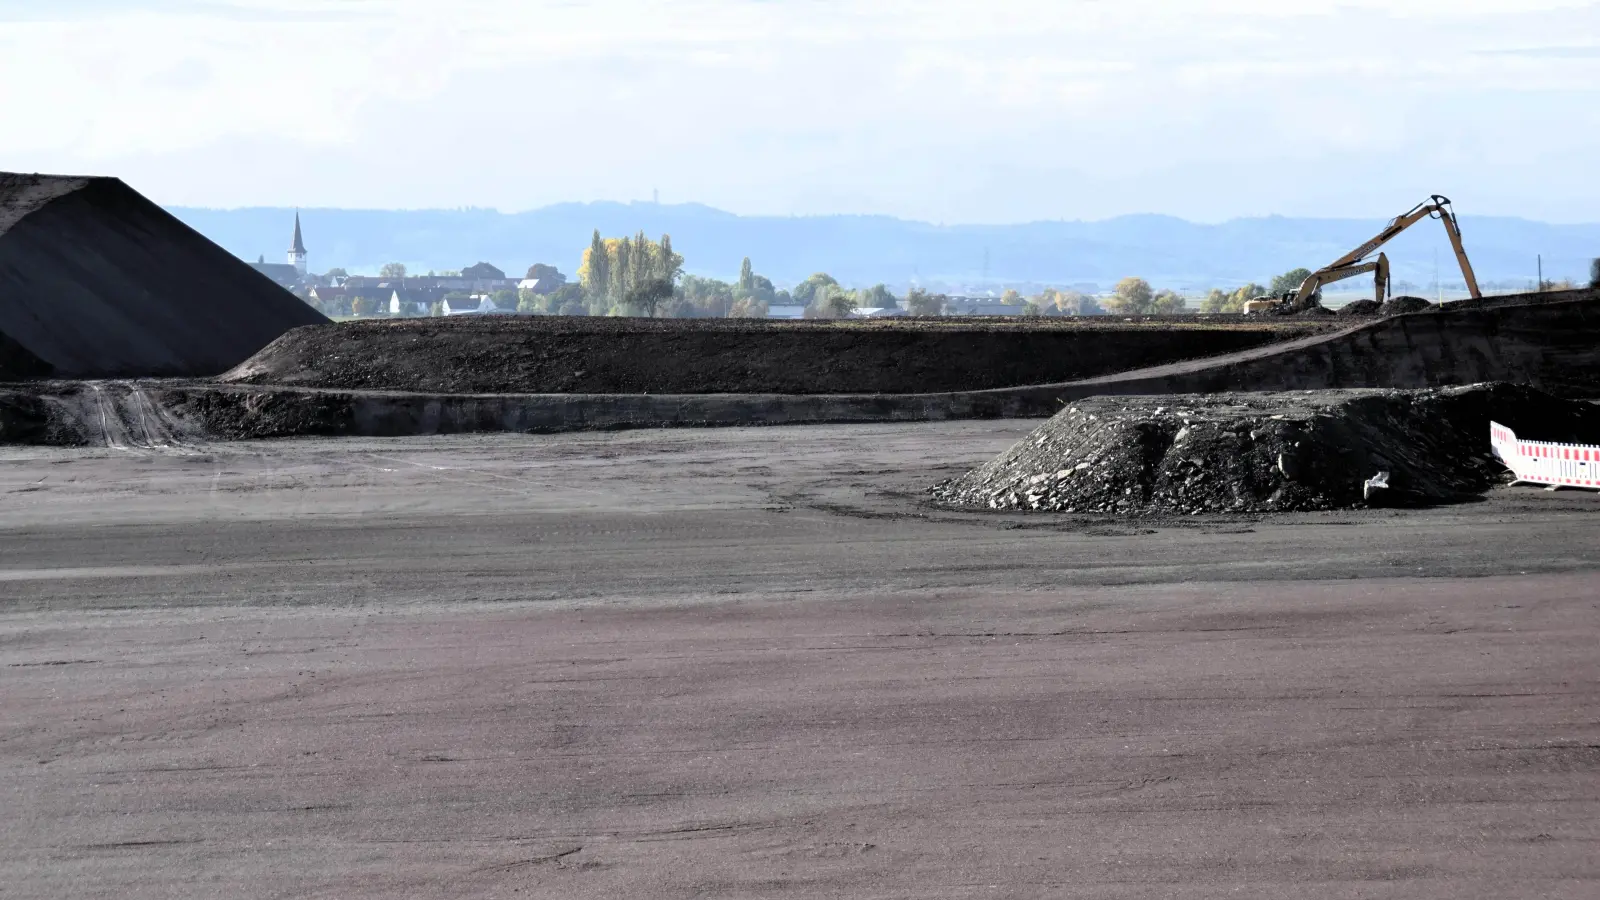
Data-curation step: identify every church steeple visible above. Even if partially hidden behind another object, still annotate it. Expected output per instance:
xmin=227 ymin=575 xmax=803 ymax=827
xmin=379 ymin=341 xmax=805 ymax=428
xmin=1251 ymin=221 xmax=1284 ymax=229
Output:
xmin=288 ymin=211 xmax=308 ymax=275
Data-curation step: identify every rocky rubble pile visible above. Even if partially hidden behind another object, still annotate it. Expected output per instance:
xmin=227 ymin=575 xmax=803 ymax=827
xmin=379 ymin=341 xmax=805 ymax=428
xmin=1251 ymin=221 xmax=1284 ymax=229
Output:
xmin=932 ymin=383 xmax=1600 ymax=515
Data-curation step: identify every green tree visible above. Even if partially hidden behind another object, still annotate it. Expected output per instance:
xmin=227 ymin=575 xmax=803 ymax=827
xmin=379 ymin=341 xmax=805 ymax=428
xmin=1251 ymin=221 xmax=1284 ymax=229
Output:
xmin=379 ymin=262 xmax=407 ymax=279
xmin=1104 ymin=277 xmax=1155 ymax=314
xmin=656 ymin=234 xmax=683 ymax=284
xmin=1040 ymin=288 xmax=1099 ymax=316
xmin=679 ymin=275 xmax=736 ymax=317
xmin=1021 ymin=299 xmax=1043 ymax=316
xmin=615 ymin=237 xmax=634 ymax=299
xmin=825 ymin=288 xmax=857 ymax=319
xmin=1152 ymin=290 xmax=1187 ymax=314
xmin=491 ymin=289 xmax=519 ymax=310
xmin=1269 ymin=267 xmax=1314 ymax=297
xmin=738 ymin=257 xmax=755 ymax=292
xmin=791 ymin=273 xmax=840 ymax=307
xmin=546 ymin=284 xmax=584 ymax=314
xmin=351 ymin=295 xmax=376 ymax=316
xmin=729 ymin=295 xmax=769 ymax=318
xmin=625 ymin=277 xmax=675 ymax=317
xmin=857 ymin=284 xmax=896 ymax=309
xmin=904 ymin=288 xmax=945 ymax=316
xmin=1228 ymin=283 xmax=1268 ymax=311
xmin=582 ymin=230 xmax=610 ymax=299
xmin=324 ymin=267 xmax=348 ymax=278
xmin=1200 ymin=288 xmax=1231 ymax=313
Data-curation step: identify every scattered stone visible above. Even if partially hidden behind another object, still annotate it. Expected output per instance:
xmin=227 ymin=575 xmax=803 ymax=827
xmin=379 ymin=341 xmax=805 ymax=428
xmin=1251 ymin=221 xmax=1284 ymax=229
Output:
xmin=931 ymin=383 xmax=1600 ymax=515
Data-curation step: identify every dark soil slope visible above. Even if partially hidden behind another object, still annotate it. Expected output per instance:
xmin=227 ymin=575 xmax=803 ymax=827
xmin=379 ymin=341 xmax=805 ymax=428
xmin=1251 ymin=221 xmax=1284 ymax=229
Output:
xmin=0 ymin=172 xmax=328 ymax=378
xmin=225 ymin=317 xmax=1318 ymax=395
xmin=1053 ymin=293 xmax=1600 ymax=400
xmin=934 ymin=383 xmax=1600 ymax=515
xmin=0 ymin=327 xmax=51 ymax=379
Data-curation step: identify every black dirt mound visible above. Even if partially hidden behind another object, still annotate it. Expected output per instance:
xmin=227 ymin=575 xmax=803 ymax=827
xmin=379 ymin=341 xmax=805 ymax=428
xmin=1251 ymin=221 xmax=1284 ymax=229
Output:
xmin=0 ymin=328 xmax=52 ymax=379
xmin=224 ymin=317 xmax=1324 ymax=395
xmin=1380 ymin=296 xmax=1433 ymax=316
xmin=0 ymin=172 xmax=327 ymax=378
xmin=161 ymin=387 xmax=356 ymax=440
xmin=0 ymin=390 xmax=55 ymax=444
xmin=1338 ymin=299 xmax=1381 ymax=316
xmin=931 ymin=383 xmax=1600 ymax=514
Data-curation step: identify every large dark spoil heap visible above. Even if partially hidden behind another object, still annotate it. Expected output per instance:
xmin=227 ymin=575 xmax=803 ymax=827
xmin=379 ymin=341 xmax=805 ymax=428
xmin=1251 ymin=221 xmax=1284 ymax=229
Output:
xmin=0 ymin=172 xmax=327 ymax=378
xmin=932 ymin=383 xmax=1600 ymax=514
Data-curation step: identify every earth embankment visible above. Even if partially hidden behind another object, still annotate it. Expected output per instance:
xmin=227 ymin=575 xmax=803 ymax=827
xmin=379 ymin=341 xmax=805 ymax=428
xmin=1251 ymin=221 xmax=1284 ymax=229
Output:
xmin=1053 ymin=293 xmax=1600 ymax=400
xmin=222 ymin=317 xmax=1325 ymax=395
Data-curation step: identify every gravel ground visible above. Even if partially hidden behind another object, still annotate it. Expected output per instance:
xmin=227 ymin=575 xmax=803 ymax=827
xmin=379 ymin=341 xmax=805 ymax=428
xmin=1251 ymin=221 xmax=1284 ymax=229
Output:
xmin=0 ymin=425 xmax=1596 ymax=898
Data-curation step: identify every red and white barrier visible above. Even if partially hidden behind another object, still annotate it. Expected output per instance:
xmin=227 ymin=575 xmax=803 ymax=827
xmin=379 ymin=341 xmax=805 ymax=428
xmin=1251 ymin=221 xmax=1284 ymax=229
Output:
xmin=1491 ymin=421 xmax=1600 ymax=490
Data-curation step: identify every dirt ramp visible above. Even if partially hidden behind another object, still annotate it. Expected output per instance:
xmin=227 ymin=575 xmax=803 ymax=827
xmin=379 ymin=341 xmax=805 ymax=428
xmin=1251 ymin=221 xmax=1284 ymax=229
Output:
xmin=933 ymin=384 xmax=1600 ymax=514
xmin=1055 ymin=294 xmax=1600 ymax=400
xmin=224 ymin=317 xmax=1317 ymax=395
xmin=0 ymin=172 xmax=327 ymax=378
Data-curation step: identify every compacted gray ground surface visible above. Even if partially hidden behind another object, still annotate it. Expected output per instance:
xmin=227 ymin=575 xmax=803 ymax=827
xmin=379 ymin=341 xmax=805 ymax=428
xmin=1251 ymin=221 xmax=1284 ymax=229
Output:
xmin=2 ymin=422 xmax=1597 ymax=898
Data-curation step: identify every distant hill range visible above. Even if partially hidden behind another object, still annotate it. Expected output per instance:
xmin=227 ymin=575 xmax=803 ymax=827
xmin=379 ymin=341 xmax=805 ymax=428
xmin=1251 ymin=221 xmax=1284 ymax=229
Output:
xmin=168 ymin=203 xmax=1600 ymax=292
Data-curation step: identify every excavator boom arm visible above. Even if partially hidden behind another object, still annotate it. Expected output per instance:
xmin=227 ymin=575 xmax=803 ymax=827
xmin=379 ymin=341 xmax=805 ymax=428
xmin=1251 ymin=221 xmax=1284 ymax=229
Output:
xmin=1296 ymin=195 xmax=1481 ymax=305
xmin=1325 ymin=201 xmax=1437 ymax=271
xmin=1437 ymin=208 xmax=1483 ymax=299
xmin=1293 ymin=253 xmax=1390 ymax=307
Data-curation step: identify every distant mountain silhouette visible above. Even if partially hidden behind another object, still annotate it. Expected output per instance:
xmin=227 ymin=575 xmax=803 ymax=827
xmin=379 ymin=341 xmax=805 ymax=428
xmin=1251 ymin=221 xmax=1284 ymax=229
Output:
xmin=169 ymin=202 xmax=1600 ymax=291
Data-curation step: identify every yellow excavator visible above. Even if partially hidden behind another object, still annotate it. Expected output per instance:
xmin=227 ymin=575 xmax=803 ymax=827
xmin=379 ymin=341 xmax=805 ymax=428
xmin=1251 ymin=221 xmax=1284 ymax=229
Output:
xmin=1245 ymin=194 xmax=1483 ymax=314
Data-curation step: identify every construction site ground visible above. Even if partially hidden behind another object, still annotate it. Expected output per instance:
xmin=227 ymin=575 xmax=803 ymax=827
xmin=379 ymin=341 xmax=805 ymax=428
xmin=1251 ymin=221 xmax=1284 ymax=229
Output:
xmin=3 ymin=423 xmax=1597 ymax=899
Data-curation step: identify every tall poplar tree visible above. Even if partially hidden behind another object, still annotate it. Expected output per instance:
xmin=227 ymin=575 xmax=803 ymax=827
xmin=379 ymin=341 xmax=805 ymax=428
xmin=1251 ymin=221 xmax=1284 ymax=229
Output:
xmin=616 ymin=237 xmax=634 ymax=301
xmin=584 ymin=230 xmax=610 ymax=300
xmin=659 ymin=234 xmax=681 ymax=282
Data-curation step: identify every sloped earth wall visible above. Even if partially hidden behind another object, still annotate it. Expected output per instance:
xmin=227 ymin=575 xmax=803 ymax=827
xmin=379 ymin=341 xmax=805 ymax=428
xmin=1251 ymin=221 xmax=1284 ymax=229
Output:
xmin=1042 ymin=293 xmax=1600 ymax=400
xmin=0 ymin=381 xmax=1066 ymax=446
xmin=931 ymin=384 xmax=1600 ymax=515
xmin=223 ymin=316 xmax=1323 ymax=396
xmin=2 ymin=294 xmax=1596 ymax=447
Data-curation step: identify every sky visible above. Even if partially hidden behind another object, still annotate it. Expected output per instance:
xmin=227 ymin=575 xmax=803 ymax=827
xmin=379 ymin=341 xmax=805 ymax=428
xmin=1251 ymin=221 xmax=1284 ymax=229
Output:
xmin=2 ymin=0 xmax=1598 ymax=223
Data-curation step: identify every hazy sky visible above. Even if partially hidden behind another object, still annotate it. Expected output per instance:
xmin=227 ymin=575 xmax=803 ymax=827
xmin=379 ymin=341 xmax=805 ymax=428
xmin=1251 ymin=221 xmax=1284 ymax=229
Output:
xmin=2 ymin=0 xmax=1597 ymax=222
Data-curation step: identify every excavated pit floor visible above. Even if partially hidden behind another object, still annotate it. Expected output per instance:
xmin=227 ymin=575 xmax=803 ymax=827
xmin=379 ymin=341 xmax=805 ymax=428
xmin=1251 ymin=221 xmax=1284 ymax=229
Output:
xmin=2 ymin=423 xmax=1598 ymax=898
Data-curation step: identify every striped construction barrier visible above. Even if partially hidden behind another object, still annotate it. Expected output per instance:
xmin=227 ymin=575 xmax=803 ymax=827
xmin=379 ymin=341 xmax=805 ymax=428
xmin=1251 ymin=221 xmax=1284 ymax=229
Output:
xmin=1490 ymin=421 xmax=1600 ymax=490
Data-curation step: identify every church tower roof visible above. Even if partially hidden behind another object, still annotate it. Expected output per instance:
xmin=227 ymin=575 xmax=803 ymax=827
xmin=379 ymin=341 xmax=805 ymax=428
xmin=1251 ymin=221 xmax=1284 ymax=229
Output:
xmin=289 ymin=211 xmax=307 ymax=255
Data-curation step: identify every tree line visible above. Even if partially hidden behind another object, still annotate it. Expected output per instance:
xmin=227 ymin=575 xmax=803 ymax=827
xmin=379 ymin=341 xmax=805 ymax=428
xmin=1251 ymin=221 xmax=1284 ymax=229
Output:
xmin=326 ymin=230 xmax=1343 ymax=319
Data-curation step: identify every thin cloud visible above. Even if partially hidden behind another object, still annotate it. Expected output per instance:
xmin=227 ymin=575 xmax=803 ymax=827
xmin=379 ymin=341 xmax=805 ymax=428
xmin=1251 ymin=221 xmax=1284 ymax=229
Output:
xmin=2 ymin=0 xmax=1597 ymax=221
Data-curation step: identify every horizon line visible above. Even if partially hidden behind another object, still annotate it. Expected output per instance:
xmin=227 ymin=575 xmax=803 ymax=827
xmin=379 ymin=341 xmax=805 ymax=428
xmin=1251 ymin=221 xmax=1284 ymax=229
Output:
xmin=160 ymin=201 xmax=1600 ymax=229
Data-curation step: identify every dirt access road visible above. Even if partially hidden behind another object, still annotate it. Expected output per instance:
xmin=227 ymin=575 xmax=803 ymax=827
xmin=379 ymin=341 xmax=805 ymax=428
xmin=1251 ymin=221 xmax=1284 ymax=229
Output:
xmin=2 ymin=423 xmax=1597 ymax=898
